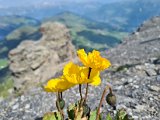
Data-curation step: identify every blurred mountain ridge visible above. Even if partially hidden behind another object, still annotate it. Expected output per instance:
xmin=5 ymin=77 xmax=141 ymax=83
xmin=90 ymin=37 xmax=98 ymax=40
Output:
xmin=0 ymin=0 xmax=159 ymax=32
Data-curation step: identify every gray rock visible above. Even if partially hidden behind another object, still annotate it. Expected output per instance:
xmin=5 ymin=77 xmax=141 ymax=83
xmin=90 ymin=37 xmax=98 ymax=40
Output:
xmin=157 ymin=70 xmax=160 ymax=75
xmin=133 ymin=85 xmax=139 ymax=89
xmin=25 ymin=104 xmax=30 ymax=109
xmin=149 ymin=58 xmax=158 ymax=64
xmin=8 ymin=22 xmax=76 ymax=91
xmin=132 ymin=116 xmax=139 ymax=119
xmin=156 ymin=75 xmax=160 ymax=82
xmin=145 ymin=69 xmax=157 ymax=76
xmin=114 ymin=85 xmax=123 ymax=91
xmin=12 ymin=104 xmax=19 ymax=110
xmin=148 ymin=85 xmax=160 ymax=92
xmin=135 ymin=105 xmax=148 ymax=112
xmin=153 ymin=58 xmax=160 ymax=64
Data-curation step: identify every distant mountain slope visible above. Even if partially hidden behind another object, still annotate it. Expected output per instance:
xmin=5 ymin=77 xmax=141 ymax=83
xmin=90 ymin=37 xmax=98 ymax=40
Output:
xmin=0 ymin=16 xmax=40 ymax=40
xmin=0 ymin=13 xmax=127 ymax=59
xmin=46 ymin=12 xmax=127 ymax=51
xmin=0 ymin=16 xmax=41 ymax=58
xmin=85 ymin=0 xmax=160 ymax=32
xmin=1 ymin=0 xmax=159 ymax=33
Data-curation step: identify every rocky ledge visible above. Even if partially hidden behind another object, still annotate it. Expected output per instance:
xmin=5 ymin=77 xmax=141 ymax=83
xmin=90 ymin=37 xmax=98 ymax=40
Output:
xmin=0 ymin=17 xmax=160 ymax=120
xmin=8 ymin=22 xmax=76 ymax=91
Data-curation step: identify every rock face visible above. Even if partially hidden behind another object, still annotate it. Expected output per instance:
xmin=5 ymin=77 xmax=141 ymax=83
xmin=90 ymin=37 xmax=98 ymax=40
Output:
xmin=106 ymin=16 xmax=160 ymax=65
xmin=9 ymin=22 xmax=76 ymax=90
xmin=104 ymin=16 xmax=160 ymax=119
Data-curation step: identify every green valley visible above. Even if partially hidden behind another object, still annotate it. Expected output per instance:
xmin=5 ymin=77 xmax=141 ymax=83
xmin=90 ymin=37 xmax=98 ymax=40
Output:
xmin=46 ymin=12 xmax=127 ymax=51
xmin=0 ymin=59 xmax=8 ymax=70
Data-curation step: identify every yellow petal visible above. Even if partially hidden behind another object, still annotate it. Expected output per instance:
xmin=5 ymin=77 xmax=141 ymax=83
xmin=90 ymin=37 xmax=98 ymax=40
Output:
xmin=44 ymin=77 xmax=74 ymax=92
xmin=64 ymin=74 xmax=77 ymax=84
xmin=44 ymin=79 xmax=58 ymax=92
xmin=57 ymin=77 xmax=74 ymax=91
xmin=89 ymin=68 xmax=101 ymax=86
xmin=80 ymin=67 xmax=101 ymax=86
xmin=89 ymin=68 xmax=100 ymax=79
xmin=77 ymin=49 xmax=111 ymax=71
xmin=63 ymin=62 xmax=86 ymax=85
xmin=90 ymin=76 xmax=101 ymax=86
xmin=63 ymin=62 xmax=80 ymax=75
xmin=77 ymin=49 xmax=88 ymax=66
xmin=101 ymin=58 xmax=111 ymax=69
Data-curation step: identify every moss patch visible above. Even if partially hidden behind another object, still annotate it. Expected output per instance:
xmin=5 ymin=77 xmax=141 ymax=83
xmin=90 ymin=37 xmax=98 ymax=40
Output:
xmin=0 ymin=76 xmax=13 ymax=98
xmin=0 ymin=59 xmax=8 ymax=70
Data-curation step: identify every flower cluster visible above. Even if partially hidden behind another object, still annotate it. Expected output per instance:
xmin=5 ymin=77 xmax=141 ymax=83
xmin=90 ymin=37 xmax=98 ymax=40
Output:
xmin=43 ymin=49 xmax=112 ymax=120
xmin=44 ymin=49 xmax=111 ymax=92
xmin=43 ymin=49 xmax=133 ymax=120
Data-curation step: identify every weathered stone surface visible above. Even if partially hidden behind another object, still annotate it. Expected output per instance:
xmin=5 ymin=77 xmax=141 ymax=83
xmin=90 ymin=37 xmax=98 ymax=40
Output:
xmin=145 ymin=69 xmax=157 ymax=76
xmin=103 ymin=16 xmax=160 ymax=119
xmin=148 ymin=85 xmax=160 ymax=92
xmin=154 ymin=59 xmax=160 ymax=65
xmin=9 ymin=22 xmax=76 ymax=90
xmin=106 ymin=16 xmax=160 ymax=66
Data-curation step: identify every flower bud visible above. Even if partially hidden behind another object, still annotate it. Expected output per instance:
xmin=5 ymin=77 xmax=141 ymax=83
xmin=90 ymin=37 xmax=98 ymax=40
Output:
xmin=106 ymin=93 xmax=116 ymax=109
xmin=56 ymin=99 xmax=65 ymax=110
xmin=82 ymin=103 xmax=90 ymax=117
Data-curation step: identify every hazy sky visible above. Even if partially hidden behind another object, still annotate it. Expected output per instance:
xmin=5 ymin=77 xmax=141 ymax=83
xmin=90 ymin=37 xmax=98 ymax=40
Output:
xmin=0 ymin=0 xmax=124 ymax=7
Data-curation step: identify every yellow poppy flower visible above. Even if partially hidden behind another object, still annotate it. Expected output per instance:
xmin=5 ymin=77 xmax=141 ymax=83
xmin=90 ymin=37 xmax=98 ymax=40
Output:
xmin=77 ymin=49 xmax=111 ymax=71
xmin=63 ymin=62 xmax=101 ymax=86
xmin=44 ymin=77 xmax=74 ymax=92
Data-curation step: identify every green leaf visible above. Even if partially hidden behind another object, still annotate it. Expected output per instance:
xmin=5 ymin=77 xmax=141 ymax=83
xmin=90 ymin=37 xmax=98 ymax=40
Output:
xmin=68 ymin=109 xmax=75 ymax=120
xmin=115 ymin=109 xmax=134 ymax=120
xmin=89 ymin=110 xmax=97 ymax=120
xmin=43 ymin=112 xmax=61 ymax=120
xmin=106 ymin=113 xmax=112 ymax=120
xmin=67 ymin=103 xmax=76 ymax=120
xmin=82 ymin=104 xmax=90 ymax=117
xmin=89 ymin=110 xmax=102 ymax=120
xmin=119 ymin=111 xmax=127 ymax=119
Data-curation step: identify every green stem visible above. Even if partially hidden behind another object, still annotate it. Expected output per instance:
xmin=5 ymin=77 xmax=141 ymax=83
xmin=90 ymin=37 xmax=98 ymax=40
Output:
xmin=79 ymin=84 xmax=83 ymax=111
xmin=96 ymin=85 xmax=111 ymax=120
xmin=109 ymin=87 xmax=112 ymax=94
xmin=60 ymin=92 xmax=63 ymax=99
xmin=56 ymin=92 xmax=64 ymax=120
xmin=84 ymin=67 xmax=92 ymax=103
xmin=88 ymin=67 xmax=92 ymax=79
xmin=79 ymin=84 xmax=83 ymax=101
